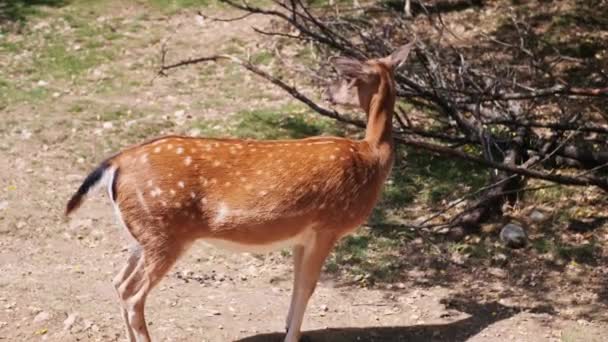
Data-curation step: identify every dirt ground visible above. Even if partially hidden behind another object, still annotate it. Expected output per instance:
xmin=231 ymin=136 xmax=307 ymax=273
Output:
xmin=1 ymin=2 xmax=607 ymax=341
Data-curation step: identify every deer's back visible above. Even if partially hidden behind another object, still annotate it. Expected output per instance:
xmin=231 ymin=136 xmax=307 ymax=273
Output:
xmin=111 ymin=136 xmax=389 ymax=248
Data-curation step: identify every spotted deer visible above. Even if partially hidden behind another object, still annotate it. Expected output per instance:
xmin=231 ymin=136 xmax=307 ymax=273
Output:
xmin=65 ymin=42 xmax=413 ymax=342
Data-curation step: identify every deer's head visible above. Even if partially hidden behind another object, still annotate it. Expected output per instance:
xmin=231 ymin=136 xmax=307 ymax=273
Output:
xmin=326 ymin=42 xmax=414 ymax=114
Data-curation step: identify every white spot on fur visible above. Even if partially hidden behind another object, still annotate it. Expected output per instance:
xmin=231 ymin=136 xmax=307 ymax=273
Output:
xmin=190 ymin=192 xmax=196 ymax=199
xmin=140 ymin=153 xmax=148 ymax=164
xmin=330 ymin=155 xmax=336 ymax=160
xmin=167 ymin=144 xmax=173 ymax=150
xmin=213 ymin=161 xmax=221 ymax=167
xmin=214 ymin=203 xmax=229 ymax=223
xmin=153 ymin=146 xmax=161 ymax=153
xmin=176 ymin=147 xmax=184 ymax=154
xmin=259 ymin=190 xmax=268 ymax=196
xmin=178 ymin=181 xmax=185 ymax=188
xmin=256 ymin=170 xmax=263 ymax=175
xmin=201 ymin=197 xmax=208 ymax=205
xmin=150 ymin=187 xmax=162 ymax=197
xmin=170 ymin=189 xmax=176 ymax=196
xmin=146 ymin=180 xmax=153 ymax=187
xmin=184 ymin=156 xmax=192 ymax=166
xmin=224 ymin=182 xmax=231 ymax=187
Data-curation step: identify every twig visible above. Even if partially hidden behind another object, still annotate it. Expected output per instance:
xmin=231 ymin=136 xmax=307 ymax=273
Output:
xmin=196 ymin=10 xmax=254 ymax=22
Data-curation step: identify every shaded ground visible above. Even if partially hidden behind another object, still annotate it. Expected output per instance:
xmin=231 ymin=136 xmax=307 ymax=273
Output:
xmin=1 ymin=1 xmax=607 ymax=341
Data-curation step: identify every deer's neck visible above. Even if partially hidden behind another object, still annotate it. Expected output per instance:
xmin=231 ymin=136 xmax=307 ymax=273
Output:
xmin=364 ymin=73 xmax=395 ymax=160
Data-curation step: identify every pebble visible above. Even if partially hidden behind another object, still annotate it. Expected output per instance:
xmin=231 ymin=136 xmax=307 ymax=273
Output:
xmin=500 ymin=223 xmax=528 ymax=249
xmin=33 ymin=311 xmax=50 ymax=323
xmin=63 ymin=313 xmax=78 ymax=330
xmin=529 ymin=210 xmax=546 ymax=222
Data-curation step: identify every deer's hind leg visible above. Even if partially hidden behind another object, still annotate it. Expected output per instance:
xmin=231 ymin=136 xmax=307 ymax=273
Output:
xmin=113 ymin=245 xmax=143 ymax=341
xmin=112 ymin=210 xmax=188 ymax=342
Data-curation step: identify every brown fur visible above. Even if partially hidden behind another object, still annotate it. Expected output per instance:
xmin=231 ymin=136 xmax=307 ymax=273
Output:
xmin=65 ymin=43 xmax=414 ymax=342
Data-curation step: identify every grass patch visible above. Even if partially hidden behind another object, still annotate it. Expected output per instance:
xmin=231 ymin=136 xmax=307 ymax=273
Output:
xmin=193 ymin=104 xmax=343 ymax=140
xmin=0 ymin=77 xmax=49 ymax=108
xmin=380 ymin=147 xmax=488 ymax=209
xmin=325 ymin=227 xmax=413 ymax=284
xmin=251 ymin=50 xmax=274 ymax=65
xmin=147 ymin=0 xmax=213 ymax=12
xmin=0 ymin=0 xmax=66 ymax=30
xmin=532 ymin=237 xmax=599 ymax=264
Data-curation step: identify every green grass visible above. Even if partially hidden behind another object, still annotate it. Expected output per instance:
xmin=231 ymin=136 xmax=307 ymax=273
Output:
xmin=380 ymin=147 xmax=488 ymax=209
xmin=325 ymin=227 xmax=414 ymax=284
xmin=147 ymin=0 xmax=213 ymax=12
xmin=192 ymin=104 xmax=344 ymax=140
xmin=532 ymin=237 xmax=599 ymax=264
xmin=0 ymin=77 xmax=50 ymax=108
xmin=0 ymin=0 xmax=66 ymax=30
xmin=251 ymin=50 xmax=274 ymax=65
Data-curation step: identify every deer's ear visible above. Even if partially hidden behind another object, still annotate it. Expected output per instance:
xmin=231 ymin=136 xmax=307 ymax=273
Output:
xmin=383 ymin=40 xmax=415 ymax=70
xmin=333 ymin=57 xmax=373 ymax=80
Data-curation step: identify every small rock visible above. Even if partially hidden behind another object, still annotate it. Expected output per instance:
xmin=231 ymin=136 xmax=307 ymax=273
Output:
xmin=240 ymin=275 xmax=247 ymax=281
xmin=63 ymin=313 xmax=78 ymax=330
xmin=102 ymin=122 xmax=113 ymax=129
xmin=492 ymin=253 xmax=508 ymax=266
xmin=529 ymin=210 xmax=546 ymax=222
xmin=37 ymin=80 xmax=48 ymax=87
xmin=0 ymin=201 xmax=8 ymax=211
xmin=396 ymin=283 xmax=406 ymax=289
xmin=488 ymin=267 xmax=507 ymax=279
xmin=20 ymin=129 xmax=32 ymax=140
xmin=33 ymin=311 xmax=50 ymax=323
xmin=500 ymin=223 xmax=528 ymax=249
xmin=320 ymin=304 xmax=328 ymax=312
xmin=17 ymin=221 xmax=27 ymax=229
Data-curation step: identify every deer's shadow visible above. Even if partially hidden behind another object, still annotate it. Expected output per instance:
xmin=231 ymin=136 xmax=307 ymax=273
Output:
xmin=236 ymin=297 xmax=555 ymax=342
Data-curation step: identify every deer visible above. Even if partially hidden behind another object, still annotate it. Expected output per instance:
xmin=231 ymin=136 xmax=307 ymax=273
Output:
xmin=64 ymin=42 xmax=414 ymax=342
